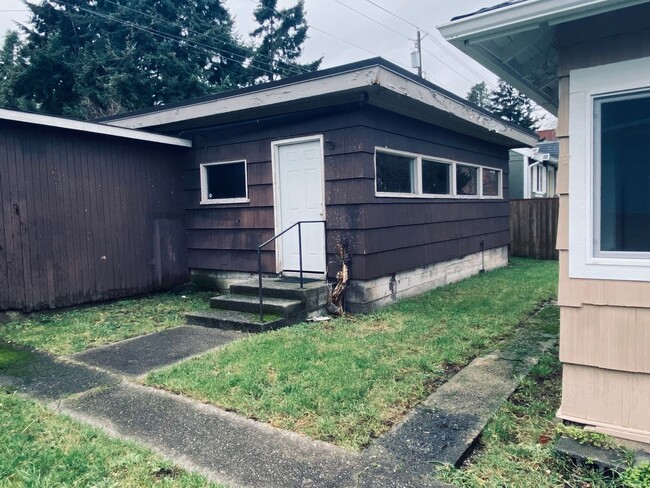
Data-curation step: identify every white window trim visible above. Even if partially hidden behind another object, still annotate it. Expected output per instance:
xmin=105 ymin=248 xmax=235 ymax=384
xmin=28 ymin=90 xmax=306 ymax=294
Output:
xmin=569 ymin=56 xmax=650 ymax=281
xmin=200 ymin=159 xmax=250 ymax=205
xmin=374 ymin=147 xmax=502 ymax=200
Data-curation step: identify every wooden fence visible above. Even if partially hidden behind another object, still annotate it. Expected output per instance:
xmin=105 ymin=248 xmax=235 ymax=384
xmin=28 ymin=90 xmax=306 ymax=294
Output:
xmin=510 ymin=198 xmax=559 ymax=260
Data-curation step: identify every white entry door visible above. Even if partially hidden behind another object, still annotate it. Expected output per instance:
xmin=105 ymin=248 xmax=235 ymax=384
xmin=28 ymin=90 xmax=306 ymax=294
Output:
xmin=274 ymin=137 xmax=326 ymax=275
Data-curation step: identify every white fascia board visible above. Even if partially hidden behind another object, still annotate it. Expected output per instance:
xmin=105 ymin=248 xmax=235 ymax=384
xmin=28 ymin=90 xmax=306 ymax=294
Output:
xmin=105 ymin=67 xmax=381 ymax=130
xmin=438 ymin=0 xmax=648 ymax=44
xmin=0 ymin=108 xmax=192 ymax=147
xmin=374 ymin=68 xmax=538 ymax=147
xmin=105 ymin=65 xmax=537 ymax=148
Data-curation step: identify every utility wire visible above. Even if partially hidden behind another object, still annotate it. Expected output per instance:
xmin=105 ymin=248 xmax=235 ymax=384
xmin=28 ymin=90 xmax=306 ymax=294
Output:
xmin=332 ymin=0 xmax=410 ymax=40
xmin=100 ymin=0 xmax=310 ymax=77
xmin=49 ymin=0 xmax=284 ymax=80
xmin=244 ymin=0 xmax=412 ymax=71
xmin=362 ymin=0 xmax=498 ymax=89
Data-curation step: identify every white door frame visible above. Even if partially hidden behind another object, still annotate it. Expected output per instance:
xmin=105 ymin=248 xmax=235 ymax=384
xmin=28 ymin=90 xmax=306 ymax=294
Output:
xmin=271 ymin=134 xmax=327 ymax=274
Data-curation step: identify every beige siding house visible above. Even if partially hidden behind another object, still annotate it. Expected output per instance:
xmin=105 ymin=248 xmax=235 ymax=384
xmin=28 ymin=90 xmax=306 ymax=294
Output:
xmin=440 ymin=0 xmax=650 ymax=446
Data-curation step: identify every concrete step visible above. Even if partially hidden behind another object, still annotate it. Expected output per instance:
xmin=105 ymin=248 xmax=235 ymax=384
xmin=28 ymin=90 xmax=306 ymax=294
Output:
xmin=185 ymin=309 xmax=292 ymax=333
xmin=230 ymin=278 xmax=329 ymax=311
xmin=210 ymin=294 xmax=305 ymax=318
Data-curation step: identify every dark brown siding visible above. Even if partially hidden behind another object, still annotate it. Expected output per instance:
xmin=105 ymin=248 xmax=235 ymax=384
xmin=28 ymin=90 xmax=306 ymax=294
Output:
xmin=0 ymin=120 xmax=188 ymax=312
xmin=183 ymin=104 xmax=510 ymax=281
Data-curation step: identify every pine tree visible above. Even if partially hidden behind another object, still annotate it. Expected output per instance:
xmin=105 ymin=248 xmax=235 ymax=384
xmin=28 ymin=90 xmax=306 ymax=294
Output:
xmin=1 ymin=0 xmax=250 ymax=119
xmin=487 ymin=79 xmax=538 ymax=131
xmin=249 ymin=0 xmax=321 ymax=83
xmin=466 ymin=82 xmax=490 ymax=109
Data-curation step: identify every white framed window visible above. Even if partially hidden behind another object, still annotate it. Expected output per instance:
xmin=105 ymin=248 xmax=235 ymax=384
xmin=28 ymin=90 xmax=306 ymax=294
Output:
xmin=200 ymin=160 xmax=249 ymax=205
xmin=374 ymin=147 xmax=501 ymax=199
xmin=531 ymin=164 xmax=547 ymax=195
xmin=569 ymin=56 xmax=650 ymax=281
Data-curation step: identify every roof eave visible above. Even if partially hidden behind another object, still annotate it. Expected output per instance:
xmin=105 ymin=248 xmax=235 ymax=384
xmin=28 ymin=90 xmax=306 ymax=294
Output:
xmin=0 ymin=108 xmax=192 ymax=147
xmin=105 ymin=62 xmax=536 ymax=148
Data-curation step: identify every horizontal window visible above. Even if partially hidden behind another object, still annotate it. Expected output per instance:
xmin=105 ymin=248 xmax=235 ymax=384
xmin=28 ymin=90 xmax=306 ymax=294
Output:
xmin=374 ymin=148 xmax=501 ymax=199
xmin=482 ymin=168 xmax=501 ymax=197
xmin=422 ymin=159 xmax=451 ymax=195
xmin=200 ymin=160 xmax=249 ymax=204
xmin=376 ymin=152 xmax=415 ymax=194
xmin=457 ymin=164 xmax=478 ymax=196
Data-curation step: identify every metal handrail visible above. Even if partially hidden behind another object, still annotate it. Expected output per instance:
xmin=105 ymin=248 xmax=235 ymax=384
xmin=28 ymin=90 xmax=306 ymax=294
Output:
xmin=257 ymin=220 xmax=326 ymax=321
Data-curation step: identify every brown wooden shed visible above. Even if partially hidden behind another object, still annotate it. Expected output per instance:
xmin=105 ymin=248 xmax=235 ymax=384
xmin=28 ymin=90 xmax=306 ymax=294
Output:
xmin=0 ymin=109 xmax=191 ymax=311
xmin=103 ymin=59 xmax=536 ymax=311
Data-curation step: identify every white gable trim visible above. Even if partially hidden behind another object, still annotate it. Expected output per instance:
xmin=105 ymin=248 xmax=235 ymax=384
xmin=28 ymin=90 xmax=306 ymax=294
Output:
xmin=0 ymin=108 xmax=192 ymax=147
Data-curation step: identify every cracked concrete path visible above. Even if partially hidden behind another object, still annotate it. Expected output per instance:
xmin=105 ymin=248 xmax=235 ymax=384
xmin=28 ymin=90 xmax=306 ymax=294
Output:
xmin=71 ymin=325 xmax=243 ymax=376
xmin=1 ymin=314 xmax=557 ymax=488
xmin=59 ymin=381 xmax=443 ymax=488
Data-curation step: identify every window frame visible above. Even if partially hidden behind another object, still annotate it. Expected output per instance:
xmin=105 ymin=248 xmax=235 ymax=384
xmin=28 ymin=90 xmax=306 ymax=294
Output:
xmin=199 ymin=159 xmax=250 ymax=205
xmin=374 ymin=147 xmax=502 ymax=200
xmin=568 ymin=56 xmax=650 ymax=281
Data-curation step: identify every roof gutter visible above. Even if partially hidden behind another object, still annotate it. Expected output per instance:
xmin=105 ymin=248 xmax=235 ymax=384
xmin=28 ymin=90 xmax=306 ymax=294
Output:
xmin=439 ymin=0 xmax=648 ymax=43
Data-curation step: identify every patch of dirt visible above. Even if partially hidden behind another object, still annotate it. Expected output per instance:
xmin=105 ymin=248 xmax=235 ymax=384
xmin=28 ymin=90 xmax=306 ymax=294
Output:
xmin=152 ymin=466 xmax=182 ymax=480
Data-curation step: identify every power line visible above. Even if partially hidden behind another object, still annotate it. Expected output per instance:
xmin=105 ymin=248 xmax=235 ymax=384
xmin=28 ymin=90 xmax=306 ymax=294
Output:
xmin=100 ymin=0 xmax=310 ymax=78
xmin=332 ymin=0 xmax=410 ymax=41
xmin=244 ymin=0 xmax=413 ymax=71
xmin=362 ymin=0 xmax=498 ymax=90
xmin=363 ymin=0 xmax=417 ymax=29
xmin=49 ymin=0 xmax=284 ymax=80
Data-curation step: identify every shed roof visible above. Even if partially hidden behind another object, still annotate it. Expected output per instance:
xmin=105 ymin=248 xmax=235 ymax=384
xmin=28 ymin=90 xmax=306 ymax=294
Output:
xmin=0 ymin=108 xmax=192 ymax=147
xmin=438 ymin=0 xmax=649 ymax=114
xmin=101 ymin=57 xmax=538 ymax=149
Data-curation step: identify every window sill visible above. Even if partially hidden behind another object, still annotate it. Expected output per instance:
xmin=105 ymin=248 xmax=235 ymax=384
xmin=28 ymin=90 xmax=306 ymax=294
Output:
xmin=375 ymin=192 xmax=502 ymax=200
xmin=200 ymin=198 xmax=250 ymax=205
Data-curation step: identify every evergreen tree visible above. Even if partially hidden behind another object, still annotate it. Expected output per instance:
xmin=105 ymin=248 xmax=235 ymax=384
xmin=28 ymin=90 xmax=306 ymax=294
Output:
xmin=0 ymin=0 xmax=250 ymax=119
xmin=487 ymin=79 xmax=538 ymax=131
xmin=249 ymin=0 xmax=321 ymax=83
xmin=466 ymin=81 xmax=490 ymax=109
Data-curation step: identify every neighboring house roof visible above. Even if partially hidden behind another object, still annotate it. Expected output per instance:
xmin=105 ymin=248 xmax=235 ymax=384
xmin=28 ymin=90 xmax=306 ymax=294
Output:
xmin=536 ymin=140 xmax=559 ymax=161
xmin=512 ymin=139 xmax=559 ymax=165
xmin=0 ymin=108 xmax=191 ymax=147
xmin=438 ymin=0 xmax=649 ymax=114
xmin=101 ymin=57 xmax=537 ymax=148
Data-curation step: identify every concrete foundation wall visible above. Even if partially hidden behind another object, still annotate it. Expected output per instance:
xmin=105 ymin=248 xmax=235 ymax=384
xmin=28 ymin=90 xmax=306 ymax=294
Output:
xmin=345 ymin=246 xmax=509 ymax=313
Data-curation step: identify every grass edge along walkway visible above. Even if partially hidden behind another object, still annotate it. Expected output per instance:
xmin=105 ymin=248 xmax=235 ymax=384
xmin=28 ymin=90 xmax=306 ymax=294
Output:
xmin=0 ymin=292 xmax=212 ymax=356
xmin=147 ymin=258 xmax=558 ymax=451
xmin=0 ymin=386 xmax=223 ymax=487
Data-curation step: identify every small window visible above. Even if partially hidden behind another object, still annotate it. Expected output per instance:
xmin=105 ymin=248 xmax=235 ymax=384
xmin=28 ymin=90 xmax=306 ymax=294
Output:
xmin=456 ymin=165 xmax=478 ymax=196
xmin=422 ymin=159 xmax=451 ymax=195
xmin=482 ymin=168 xmax=501 ymax=197
xmin=200 ymin=160 xmax=248 ymax=204
xmin=376 ymin=152 xmax=415 ymax=194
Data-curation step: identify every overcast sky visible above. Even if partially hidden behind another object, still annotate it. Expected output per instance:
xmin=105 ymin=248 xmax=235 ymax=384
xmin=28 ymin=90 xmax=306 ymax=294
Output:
xmin=0 ymin=0 xmax=555 ymax=125
xmin=0 ymin=0 xmax=500 ymax=93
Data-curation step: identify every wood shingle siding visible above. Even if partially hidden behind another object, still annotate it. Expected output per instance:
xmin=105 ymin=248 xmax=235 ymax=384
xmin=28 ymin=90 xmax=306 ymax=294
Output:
xmin=183 ymin=105 xmax=510 ymax=281
xmin=0 ymin=120 xmax=189 ymax=312
xmin=554 ymin=6 xmax=650 ymax=444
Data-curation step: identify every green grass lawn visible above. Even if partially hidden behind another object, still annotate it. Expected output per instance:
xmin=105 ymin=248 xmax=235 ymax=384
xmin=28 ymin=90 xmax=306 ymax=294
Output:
xmin=437 ymin=346 xmax=644 ymax=488
xmin=147 ymin=258 xmax=559 ymax=450
xmin=0 ymin=386 xmax=223 ymax=487
xmin=0 ymin=292 xmax=212 ymax=356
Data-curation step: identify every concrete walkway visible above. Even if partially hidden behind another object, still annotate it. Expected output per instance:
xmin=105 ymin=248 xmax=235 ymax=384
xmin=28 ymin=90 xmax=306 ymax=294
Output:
xmin=1 ymin=318 xmax=557 ymax=488
xmin=71 ymin=325 xmax=243 ymax=376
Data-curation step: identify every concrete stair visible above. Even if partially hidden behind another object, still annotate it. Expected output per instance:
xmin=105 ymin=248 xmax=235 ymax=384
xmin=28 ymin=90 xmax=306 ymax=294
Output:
xmin=186 ymin=278 xmax=329 ymax=333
